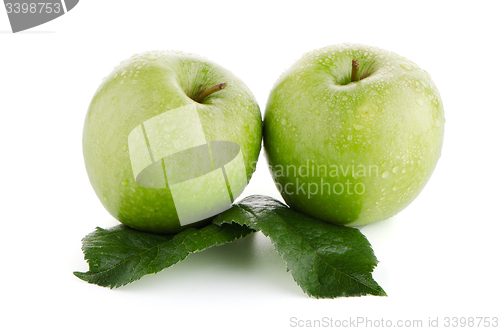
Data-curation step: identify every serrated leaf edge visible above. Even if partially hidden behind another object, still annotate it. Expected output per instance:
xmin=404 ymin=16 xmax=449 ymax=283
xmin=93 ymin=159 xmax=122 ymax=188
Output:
xmin=75 ymin=224 xmax=252 ymax=288
xmin=223 ymin=199 xmax=386 ymax=298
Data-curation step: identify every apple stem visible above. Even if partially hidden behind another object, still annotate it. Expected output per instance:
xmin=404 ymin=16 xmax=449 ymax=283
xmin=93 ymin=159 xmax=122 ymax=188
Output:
xmin=195 ymin=83 xmax=227 ymax=103
xmin=351 ymin=60 xmax=359 ymax=82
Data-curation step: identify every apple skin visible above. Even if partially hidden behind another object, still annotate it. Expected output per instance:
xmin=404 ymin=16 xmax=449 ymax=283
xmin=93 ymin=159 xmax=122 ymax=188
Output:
xmin=83 ymin=51 xmax=262 ymax=234
xmin=264 ymin=44 xmax=444 ymax=226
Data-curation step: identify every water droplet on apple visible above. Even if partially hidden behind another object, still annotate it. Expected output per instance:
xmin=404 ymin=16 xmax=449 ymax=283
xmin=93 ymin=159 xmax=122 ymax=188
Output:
xmin=400 ymin=63 xmax=412 ymax=71
xmin=281 ymin=118 xmax=288 ymax=125
xmin=347 ymin=135 xmax=353 ymax=141
xmin=392 ymin=166 xmax=399 ymax=173
xmin=416 ymin=98 xmax=424 ymax=106
xmin=121 ymin=180 xmax=128 ymax=186
xmin=392 ymin=186 xmax=398 ymax=191
xmin=402 ymin=169 xmax=407 ymax=173
xmin=382 ymin=171 xmax=390 ymax=178
xmin=353 ymin=124 xmax=364 ymax=130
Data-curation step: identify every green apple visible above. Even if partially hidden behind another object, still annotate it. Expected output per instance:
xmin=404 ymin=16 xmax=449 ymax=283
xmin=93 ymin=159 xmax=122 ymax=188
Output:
xmin=264 ymin=44 xmax=444 ymax=226
xmin=83 ymin=51 xmax=262 ymax=234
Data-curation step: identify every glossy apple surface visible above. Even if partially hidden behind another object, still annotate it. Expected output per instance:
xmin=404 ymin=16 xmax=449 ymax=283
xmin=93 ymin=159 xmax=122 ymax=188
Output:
xmin=264 ymin=44 xmax=444 ymax=226
xmin=83 ymin=51 xmax=262 ymax=233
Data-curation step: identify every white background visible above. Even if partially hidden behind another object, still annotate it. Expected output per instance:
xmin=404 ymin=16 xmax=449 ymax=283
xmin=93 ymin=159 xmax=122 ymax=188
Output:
xmin=1 ymin=1 xmax=499 ymax=330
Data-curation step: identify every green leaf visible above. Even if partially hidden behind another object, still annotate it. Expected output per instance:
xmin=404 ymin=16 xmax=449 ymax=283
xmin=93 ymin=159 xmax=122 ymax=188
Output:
xmin=213 ymin=195 xmax=386 ymax=299
xmin=74 ymin=223 xmax=253 ymax=288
